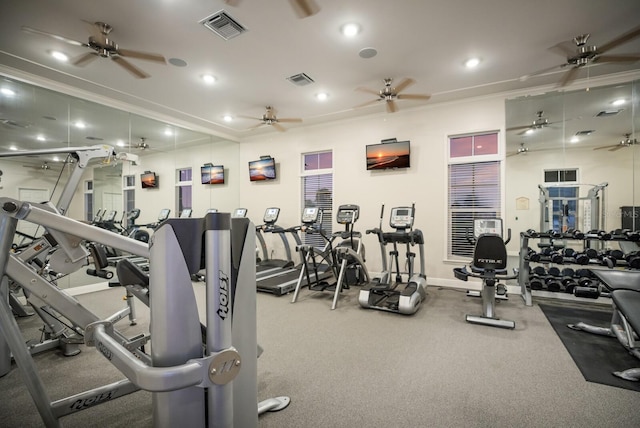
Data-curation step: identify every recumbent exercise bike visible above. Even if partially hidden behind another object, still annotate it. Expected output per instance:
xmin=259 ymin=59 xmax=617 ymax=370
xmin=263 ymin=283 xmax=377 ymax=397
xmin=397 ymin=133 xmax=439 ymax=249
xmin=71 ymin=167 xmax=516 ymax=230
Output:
xmin=453 ymin=218 xmax=517 ymax=329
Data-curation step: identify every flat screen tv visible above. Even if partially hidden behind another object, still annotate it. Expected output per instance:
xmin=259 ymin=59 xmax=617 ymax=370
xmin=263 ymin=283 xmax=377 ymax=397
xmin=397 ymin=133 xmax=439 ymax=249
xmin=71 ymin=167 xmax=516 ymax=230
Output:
xmin=366 ymin=140 xmax=410 ymax=170
xmin=201 ymin=165 xmax=225 ymax=185
xmin=141 ymin=171 xmax=158 ymax=188
xmin=248 ymin=157 xmax=276 ymax=182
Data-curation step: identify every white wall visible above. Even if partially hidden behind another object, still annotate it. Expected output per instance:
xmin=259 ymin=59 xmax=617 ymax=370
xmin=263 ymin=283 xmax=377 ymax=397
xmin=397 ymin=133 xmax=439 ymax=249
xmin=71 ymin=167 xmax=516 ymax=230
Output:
xmin=239 ymin=95 xmax=506 ymax=285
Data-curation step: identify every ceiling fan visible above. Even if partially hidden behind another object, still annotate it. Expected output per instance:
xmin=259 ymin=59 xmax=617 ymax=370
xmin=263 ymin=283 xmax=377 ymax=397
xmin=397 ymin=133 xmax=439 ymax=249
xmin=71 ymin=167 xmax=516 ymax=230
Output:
xmin=507 ymin=143 xmax=530 ymax=157
xmin=506 ymin=111 xmax=558 ymax=134
xmin=21 ymin=21 xmax=166 ymax=78
xmin=521 ymin=24 xmax=640 ymax=87
xmin=0 ymin=118 xmax=31 ymax=129
xmin=355 ymin=78 xmax=431 ymax=113
xmin=240 ymin=106 xmax=302 ymax=132
xmin=593 ymin=133 xmax=638 ymax=151
xmin=223 ymin=0 xmax=320 ymax=19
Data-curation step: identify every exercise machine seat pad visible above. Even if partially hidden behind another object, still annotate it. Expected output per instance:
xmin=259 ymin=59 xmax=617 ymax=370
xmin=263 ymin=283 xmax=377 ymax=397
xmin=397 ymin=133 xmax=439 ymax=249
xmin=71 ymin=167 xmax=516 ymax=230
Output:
xmin=116 ymin=258 xmax=150 ymax=287
xmin=472 ymin=235 xmax=507 ymax=270
xmin=589 ymin=269 xmax=640 ymax=292
xmin=611 ymin=289 xmax=640 ymax=334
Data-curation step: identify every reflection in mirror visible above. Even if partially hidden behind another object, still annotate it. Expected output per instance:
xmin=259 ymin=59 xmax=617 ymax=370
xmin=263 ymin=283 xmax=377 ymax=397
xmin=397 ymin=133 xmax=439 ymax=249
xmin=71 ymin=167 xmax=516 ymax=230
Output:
xmin=505 ymin=79 xmax=637 ymax=252
xmin=0 ymin=73 xmax=240 ymax=288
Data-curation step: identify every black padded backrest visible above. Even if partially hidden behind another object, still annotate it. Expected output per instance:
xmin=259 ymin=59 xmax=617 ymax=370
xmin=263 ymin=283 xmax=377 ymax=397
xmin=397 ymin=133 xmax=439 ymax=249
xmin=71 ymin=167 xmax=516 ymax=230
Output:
xmin=472 ymin=234 xmax=507 ymax=270
xmin=88 ymin=243 xmax=109 ymax=270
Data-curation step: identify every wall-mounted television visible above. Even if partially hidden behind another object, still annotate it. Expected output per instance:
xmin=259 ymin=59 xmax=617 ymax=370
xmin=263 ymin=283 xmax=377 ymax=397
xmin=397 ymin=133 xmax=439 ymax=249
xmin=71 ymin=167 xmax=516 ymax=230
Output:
xmin=201 ymin=164 xmax=225 ymax=185
xmin=141 ymin=171 xmax=159 ymax=188
xmin=366 ymin=140 xmax=410 ymax=170
xmin=249 ymin=157 xmax=276 ymax=182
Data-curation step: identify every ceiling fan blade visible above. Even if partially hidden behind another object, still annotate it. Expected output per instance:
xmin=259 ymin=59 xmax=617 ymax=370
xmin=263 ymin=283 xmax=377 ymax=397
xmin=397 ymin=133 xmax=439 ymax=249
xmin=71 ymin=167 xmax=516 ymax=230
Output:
xmin=548 ymin=40 xmax=578 ymax=58
xmin=353 ymin=99 xmax=381 ymax=109
xmin=277 ymin=118 xmax=303 ymax=123
xmin=386 ymin=100 xmax=398 ymax=113
xmin=289 ymin=0 xmax=320 ymax=18
xmin=506 ymin=151 xmax=521 ymax=157
xmin=355 ymin=87 xmax=381 ymax=96
xmin=248 ymin=122 xmax=266 ymax=130
xmin=224 ymin=0 xmax=242 ymax=5
xmin=112 ymin=56 xmax=150 ymax=79
xmin=557 ymin=66 xmax=580 ymax=87
xmin=595 ymin=54 xmax=640 ymax=63
xmin=397 ymin=94 xmax=431 ymax=100
xmin=520 ymin=63 xmax=568 ymax=81
xmin=118 ymin=49 xmax=166 ymax=63
xmin=21 ymin=25 xmax=86 ymax=46
xmin=506 ymin=125 xmax=534 ymax=132
xmin=393 ymin=78 xmax=415 ymax=94
xmin=593 ymin=145 xmax=616 ymax=150
xmin=72 ymin=52 xmax=99 ymax=67
xmin=271 ymin=122 xmax=287 ymax=132
xmin=597 ymin=24 xmax=640 ymax=54
xmin=609 ymin=145 xmax=626 ymax=151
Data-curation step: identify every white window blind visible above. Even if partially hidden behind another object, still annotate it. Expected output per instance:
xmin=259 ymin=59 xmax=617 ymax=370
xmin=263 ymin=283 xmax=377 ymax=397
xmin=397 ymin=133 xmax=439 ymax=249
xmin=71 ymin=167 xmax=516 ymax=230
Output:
xmin=302 ymin=151 xmax=333 ymax=249
xmin=448 ymin=161 xmax=501 ymax=258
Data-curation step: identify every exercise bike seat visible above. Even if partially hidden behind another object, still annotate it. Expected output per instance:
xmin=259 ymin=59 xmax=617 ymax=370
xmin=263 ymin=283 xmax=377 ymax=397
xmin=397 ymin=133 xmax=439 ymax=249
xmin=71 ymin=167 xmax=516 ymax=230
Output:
xmin=612 ymin=289 xmax=640 ymax=334
xmin=589 ymin=269 xmax=640 ymax=292
xmin=116 ymin=258 xmax=150 ymax=288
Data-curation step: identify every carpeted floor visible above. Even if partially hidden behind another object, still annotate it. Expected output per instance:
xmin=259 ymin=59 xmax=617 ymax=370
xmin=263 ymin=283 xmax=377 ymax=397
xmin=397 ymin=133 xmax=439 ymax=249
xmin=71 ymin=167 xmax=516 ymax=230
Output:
xmin=1 ymin=286 xmax=638 ymax=427
xmin=538 ymin=302 xmax=640 ymax=392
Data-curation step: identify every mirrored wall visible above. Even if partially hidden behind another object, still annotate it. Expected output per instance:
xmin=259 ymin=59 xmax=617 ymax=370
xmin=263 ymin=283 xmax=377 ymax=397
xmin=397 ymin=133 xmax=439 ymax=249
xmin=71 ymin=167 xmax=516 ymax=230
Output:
xmin=505 ymin=79 xmax=639 ymax=250
xmin=0 ymin=74 xmax=240 ymax=288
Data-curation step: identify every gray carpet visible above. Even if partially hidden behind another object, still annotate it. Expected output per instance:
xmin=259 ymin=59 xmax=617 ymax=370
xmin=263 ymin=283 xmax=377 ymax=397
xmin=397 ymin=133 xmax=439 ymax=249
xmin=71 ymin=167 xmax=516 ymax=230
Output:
xmin=1 ymin=285 xmax=638 ymax=427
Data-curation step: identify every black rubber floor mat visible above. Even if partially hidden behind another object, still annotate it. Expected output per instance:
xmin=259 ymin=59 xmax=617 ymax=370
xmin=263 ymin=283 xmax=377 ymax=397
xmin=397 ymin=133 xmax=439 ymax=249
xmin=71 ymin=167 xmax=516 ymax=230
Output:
xmin=539 ymin=302 xmax=640 ymax=392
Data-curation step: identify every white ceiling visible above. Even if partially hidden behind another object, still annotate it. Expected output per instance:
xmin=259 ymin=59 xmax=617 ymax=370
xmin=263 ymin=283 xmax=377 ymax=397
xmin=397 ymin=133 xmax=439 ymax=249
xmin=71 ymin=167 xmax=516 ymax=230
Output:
xmin=0 ymin=0 xmax=639 ymax=143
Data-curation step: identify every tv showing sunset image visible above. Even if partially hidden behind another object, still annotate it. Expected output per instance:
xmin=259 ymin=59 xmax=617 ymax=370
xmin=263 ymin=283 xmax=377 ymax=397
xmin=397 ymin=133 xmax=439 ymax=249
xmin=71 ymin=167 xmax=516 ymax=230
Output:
xmin=366 ymin=141 xmax=410 ymax=170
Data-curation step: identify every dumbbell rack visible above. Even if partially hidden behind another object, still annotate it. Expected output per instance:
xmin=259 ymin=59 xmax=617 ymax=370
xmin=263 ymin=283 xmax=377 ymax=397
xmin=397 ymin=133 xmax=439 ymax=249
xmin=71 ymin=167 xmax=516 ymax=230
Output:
xmin=518 ymin=230 xmax=640 ymax=305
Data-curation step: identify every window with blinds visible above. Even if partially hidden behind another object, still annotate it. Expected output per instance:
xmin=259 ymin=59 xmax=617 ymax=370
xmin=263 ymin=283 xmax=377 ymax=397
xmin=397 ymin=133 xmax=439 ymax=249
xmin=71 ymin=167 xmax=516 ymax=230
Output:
xmin=302 ymin=151 xmax=333 ymax=249
xmin=448 ymin=132 xmax=501 ymax=259
xmin=176 ymin=168 xmax=192 ymax=214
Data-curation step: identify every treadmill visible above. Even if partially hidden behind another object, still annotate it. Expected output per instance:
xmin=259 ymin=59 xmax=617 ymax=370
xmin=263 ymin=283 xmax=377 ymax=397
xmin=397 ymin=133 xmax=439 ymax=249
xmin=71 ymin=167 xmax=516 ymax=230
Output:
xmin=256 ymin=207 xmax=332 ymax=296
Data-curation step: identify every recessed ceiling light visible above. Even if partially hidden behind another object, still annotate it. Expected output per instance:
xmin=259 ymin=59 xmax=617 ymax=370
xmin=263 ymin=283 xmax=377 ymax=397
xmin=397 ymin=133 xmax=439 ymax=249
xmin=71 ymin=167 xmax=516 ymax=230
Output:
xmin=465 ymin=57 xmax=481 ymax=68
xmin=164 ymin=129 xmax=173 ymax=136
xmin=315 ymin=92 xmax=329 ymax=101
xmin=1 ymin=88 xmax=15 ymax=97
xmin=74 ymin=121 xmax=86 ymax=129
xmin=117 ymin=139 xmax=126 ymax=147
xmin=570 ymin=136 xmax=579 ymax=143
xmin=223 ymin=115 xmax=233 ymax=122
xmin=341 ymin=23 xmax=361 ymax=37
xmin=51 ymin=51 xmax=68 ymax=62
xmin=36 ymin=134 xmax=45 ymax=141
xmin=525 ymin=129 xmax=534 ymax=135
xmin=612 ymin=98 xmax=626 ymax=106
xmin=53 ymin=156 xmax=60 ymax=162
xmin=9 ymin=145 xmax=17 ymax=151
xmin=202 ymin=74 xmax=216 ymax=84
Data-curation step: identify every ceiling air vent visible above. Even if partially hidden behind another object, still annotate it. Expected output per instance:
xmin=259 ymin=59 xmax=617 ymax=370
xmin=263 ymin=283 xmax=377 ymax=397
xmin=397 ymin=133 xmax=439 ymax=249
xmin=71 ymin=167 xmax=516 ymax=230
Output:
xmin=596 ymin=109 xmax=623 ymax=117
xmin=200 ymin=11 xmax=247 ymax=40
xmin=287 ymin=73 xmax=315 ymax=86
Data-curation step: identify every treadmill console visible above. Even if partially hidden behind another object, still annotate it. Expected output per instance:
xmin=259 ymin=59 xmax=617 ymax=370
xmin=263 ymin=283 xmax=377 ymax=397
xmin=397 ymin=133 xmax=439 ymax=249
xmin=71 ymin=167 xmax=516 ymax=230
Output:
xmin=389 ymin=207 xmax=414 ymax=230
xmin=180 ymin=208 xmax=192 ymax=218
xmin=232 ymin=208 xmax=248 ymax=218
xmin=263 ymin=207 xmax=280 ymax=224
xmin=301 ymin=207 xmax=320 ymax=224
xmin=206 ymin=208 xmax=218 ymax=214
xmin=474 ymin=218 xmax=502 ymax=238
xmin=336 ymin=204 xmax=359 ymax=225
xmin=158 ymin=209 xmax=171 ymax=221
xmin=104 ymin=210 xmax=117 ymax=222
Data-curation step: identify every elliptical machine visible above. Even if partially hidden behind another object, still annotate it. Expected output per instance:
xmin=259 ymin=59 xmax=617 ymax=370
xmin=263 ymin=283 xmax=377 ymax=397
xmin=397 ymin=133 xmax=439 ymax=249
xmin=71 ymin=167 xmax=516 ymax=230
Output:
xmin=453 ymin=218 xmax=517 ymax=329
xmin=358 ymin=204 xmax=427 ymax=315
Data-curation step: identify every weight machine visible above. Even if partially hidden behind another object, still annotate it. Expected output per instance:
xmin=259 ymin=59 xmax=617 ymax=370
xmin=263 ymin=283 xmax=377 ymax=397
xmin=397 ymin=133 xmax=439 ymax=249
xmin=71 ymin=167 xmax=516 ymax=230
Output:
xmin=0 ymin=198 xmax=289 ymax=427
xmin=539 ymin=182 xmax=608 ymax=234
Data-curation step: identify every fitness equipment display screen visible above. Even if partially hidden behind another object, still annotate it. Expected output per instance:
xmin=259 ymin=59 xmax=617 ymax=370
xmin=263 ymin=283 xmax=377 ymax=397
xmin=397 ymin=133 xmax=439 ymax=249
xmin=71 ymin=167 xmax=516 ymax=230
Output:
xmin=474 ymin=218 xmax=502 ymax=238
xmin=263 ymin=207 xmax=280 ymax=223
xmin=302 ymin=207 xmax=320 ymax=223
xmin=201 ymin=164 xmax=225 ymax=185
xmin=180 ymin=209 xmax=192 ymax=218
xmin=249 ymin=157 xmax=276 ymax=181
xmin=233 ymin=208 xmax=248 ymax=218
xmin=390 ymin=207 xmax=414 ymax=229
xmin=141 ymin=172 xmax=158 ymax=188
xmin=366 ymin=140 xmax=410 ymax=170
xmin=158 ymin=209 xmax=171 ymax=221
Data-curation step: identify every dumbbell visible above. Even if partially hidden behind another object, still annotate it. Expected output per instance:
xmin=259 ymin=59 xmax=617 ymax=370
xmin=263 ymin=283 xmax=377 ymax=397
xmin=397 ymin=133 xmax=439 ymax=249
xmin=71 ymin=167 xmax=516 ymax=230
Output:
xmin=529 ymin=266 xmax=547 ymax=290
xmin=566 ymin=228 xmax=585 ymax=239
xmin=573 ymin=250 xmax=591 ymax=265
xmin=561 ymin=268 xmax=578 ymax=294
xmin=545 ymin=266 xmax=563 ymax=292
xmin=525 ymin=229 xmax=539 ymax=238
xmin=546 ymin=229 xmax=563 ymax=238
xmin=625 ymin=251 xmax=640 ymax=269
xmin=526 ymin=247 xmax=541 ymax=262
xmin=588 ymin=230 xmax=612 ymax=240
